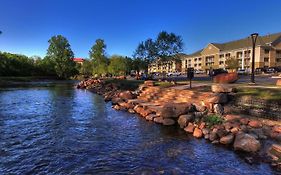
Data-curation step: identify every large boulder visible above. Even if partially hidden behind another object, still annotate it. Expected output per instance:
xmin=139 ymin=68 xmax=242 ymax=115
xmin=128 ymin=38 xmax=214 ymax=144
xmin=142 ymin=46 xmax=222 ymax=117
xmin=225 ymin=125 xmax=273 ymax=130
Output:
xmin=211 ymin=84 xmax=233 ymax=93
xmin=213 ymin=72 xmax=238 ymax=84
xmin=177 ymin=114 xmax=194 ymax=128
xmin=207 ymin=93 xmax=228 ymax=104
xmin=220 ymin=134 xmax=234 ymax=144
xmin=154 ymin=117 xmax=164 ymax=124
xmin=160 ymin=103 xmax=194 ymax=118
xmin=234 ymin=132 xmax=261 ymax=152
xmin=119 ymin=91 xmax=134 ymax=100
xmin=163 ymin=118 xmax=176 ymax=126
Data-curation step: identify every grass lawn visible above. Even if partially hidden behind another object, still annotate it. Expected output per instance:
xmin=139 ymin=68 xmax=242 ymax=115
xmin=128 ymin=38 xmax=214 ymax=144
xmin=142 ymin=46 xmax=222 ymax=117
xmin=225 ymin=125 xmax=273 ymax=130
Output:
xmin=236 ymin=87 xmax=281 ymax=101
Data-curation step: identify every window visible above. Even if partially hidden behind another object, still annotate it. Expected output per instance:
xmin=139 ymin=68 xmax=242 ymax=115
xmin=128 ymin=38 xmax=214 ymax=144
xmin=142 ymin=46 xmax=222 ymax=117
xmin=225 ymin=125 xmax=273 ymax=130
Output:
xmin=219 ymin=54 xmax=224 ymax=58
xmin=264 ymin=57 xmax=269 ymax=62
xmin=194 ymin=58 xmax=197 ymax=61
xmin=226 ymin=53 xmax=231 ymax=58
xmin=198 ymin=58 xmax=202 ymax=61
xmin=198 ymin=63 xmax=201 ymax=66
xmin=194 ymin=64 xmax=197 ymax=67
xmin=219 ymin=61 xmax=224 ymax=65
xmin=264 ymin=49 xmax=269 ymax=54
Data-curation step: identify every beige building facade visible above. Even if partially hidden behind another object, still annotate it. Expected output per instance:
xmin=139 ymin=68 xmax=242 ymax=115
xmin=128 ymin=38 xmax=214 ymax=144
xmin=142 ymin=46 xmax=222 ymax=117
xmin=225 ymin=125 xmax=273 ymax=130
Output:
xmin=148 ymin=56 xmax=183 ymax=74
xmin=181 ymin=32 xmax=281 ymax=73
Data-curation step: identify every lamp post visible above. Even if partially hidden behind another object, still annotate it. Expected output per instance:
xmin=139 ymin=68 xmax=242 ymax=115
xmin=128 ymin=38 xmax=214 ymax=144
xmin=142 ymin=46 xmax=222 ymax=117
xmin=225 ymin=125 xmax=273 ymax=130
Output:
xmin=250 ymin=33 xmax=258 ymax=84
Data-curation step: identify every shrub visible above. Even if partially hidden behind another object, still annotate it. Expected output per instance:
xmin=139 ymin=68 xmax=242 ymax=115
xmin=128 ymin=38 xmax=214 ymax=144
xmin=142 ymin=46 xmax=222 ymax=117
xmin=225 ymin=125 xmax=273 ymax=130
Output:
xmin=204 ymin=114 xmax=224 ymax=127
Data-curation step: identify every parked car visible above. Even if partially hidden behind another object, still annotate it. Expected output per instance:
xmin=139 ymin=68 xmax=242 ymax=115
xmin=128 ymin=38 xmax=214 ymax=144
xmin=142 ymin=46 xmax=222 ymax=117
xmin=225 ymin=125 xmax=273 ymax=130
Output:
xmin=167 ymin=72 xmax=181 ymax=77
xmin=237 ymin=69 xmax=246 ymax=75
xmin=212 ymin=69 xmax=228 ymax=76
xmin=194 ymin=69 xmax=205 ymax=74
xmin=255 ymin=68 xmax=266 ymax=74
xmin=265 ymin=67 xmax=281 ymax=74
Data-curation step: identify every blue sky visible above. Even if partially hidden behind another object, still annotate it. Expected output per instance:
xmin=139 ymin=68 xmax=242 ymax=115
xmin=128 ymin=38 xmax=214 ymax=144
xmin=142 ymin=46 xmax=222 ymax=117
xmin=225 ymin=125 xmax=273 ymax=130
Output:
xmin=0 ymin=0 xmax=281 ymax=58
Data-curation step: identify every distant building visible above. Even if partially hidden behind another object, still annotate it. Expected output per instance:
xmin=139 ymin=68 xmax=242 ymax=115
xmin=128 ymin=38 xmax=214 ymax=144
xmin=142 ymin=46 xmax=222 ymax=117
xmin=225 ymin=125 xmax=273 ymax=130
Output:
xmin=148 ymin=54 xmax=185 ymax=74
xmin=72 ymin=58 xmax=84 ymax=65
xmin=181 ymin=32 xmax=281 ymax=73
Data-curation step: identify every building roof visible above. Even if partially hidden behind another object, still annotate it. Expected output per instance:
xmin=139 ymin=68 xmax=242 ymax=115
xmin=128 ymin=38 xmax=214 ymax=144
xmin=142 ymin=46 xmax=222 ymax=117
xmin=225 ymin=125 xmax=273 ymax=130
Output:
xmin=188 ymin=49 xmax=203 ymax=57
xmin=72 ymin=58 xmax=84 ymax=62
xmin=186 ymin=32 xmax=281 ymax=57
xmin=212 ymin=32 xmax=281 ymax=52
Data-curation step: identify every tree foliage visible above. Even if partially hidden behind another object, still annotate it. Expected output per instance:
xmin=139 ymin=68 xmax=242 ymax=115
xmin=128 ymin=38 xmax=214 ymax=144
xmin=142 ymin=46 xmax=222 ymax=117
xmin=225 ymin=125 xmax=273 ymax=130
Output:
xmin=108 ymin=55 xmax=127 ymax=76
xmin=225 ymin=57 xmax=239 ymax=71
xmin=89 ymin=39 xmax=108 ymax=76
xmin=46 ymin=35 xmax=77 ymax=79
xmin=133 ymin=31 xmax=184 ymax=63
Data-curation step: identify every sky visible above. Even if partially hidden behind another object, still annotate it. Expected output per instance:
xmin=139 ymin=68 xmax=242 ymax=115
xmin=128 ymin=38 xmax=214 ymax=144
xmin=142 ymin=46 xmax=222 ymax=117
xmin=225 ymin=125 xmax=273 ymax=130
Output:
xmin=0 ymin=0 xmax=281 ymax=58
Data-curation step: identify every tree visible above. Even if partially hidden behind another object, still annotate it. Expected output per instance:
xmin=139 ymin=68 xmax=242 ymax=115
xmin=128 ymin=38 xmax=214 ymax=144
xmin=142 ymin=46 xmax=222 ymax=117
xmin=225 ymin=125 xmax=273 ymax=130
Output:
xmin=108 ymin=55 xmax=127 ymax=76
xmin=89 ymin=39 xmax=108 ymax=76
xmin=79 ymin=59 xmax=93 ymax=75
xmin=225 ymin=57 xmax=239 ymax=71
xmin=155 ymin=31 xmax=184 ymax=59
xmin=133 ymin=31 xmax=184 ymax=71
xmin=46 ymin=35 xmax=77 ymax=79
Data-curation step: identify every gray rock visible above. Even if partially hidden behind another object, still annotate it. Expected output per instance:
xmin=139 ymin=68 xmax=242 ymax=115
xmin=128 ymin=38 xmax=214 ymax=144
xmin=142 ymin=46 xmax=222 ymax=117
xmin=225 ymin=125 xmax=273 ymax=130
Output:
xmin=207 ymin=93 xmax=228 ymax=104
xmin=234 ymin=132 xmax=261 ymax=152
xmin=214 ymin=104 xmax=224 ymax=115
xmin=211 ymin=84 xmax=233 ymax=93
xmin=177 ymin=114 xmax=194 ymax=128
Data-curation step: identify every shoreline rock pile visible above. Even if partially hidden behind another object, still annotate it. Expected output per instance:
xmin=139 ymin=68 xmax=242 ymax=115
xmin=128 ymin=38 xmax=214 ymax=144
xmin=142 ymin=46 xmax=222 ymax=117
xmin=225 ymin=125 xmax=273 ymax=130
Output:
xmin=76 ymin=79 xmax=281 ymax=171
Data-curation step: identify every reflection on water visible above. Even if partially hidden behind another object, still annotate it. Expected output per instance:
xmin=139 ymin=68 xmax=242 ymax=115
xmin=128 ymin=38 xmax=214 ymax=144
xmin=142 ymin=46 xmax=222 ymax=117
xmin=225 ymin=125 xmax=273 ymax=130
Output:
xmin=0 ymin=82 xmax=275 ymax=174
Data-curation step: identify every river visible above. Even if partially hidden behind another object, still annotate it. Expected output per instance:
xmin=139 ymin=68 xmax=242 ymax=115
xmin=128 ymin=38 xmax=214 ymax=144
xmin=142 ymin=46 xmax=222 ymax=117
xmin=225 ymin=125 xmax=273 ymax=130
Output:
xmin=0 ymin=81 xmax=276 ymax=174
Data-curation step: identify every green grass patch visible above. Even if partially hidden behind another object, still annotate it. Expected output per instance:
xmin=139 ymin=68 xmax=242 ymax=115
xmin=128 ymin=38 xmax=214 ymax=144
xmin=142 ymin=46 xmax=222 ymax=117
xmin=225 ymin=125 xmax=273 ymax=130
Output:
xmin=236 ymin=87 xmax=281 ymax=101
xmin=154 ymin=81 xmax=174 ymax=88
xmin=203 ymin=114 xmax=224 ymax=127
xmin=104 ymin=79 xmax=144 ymax=91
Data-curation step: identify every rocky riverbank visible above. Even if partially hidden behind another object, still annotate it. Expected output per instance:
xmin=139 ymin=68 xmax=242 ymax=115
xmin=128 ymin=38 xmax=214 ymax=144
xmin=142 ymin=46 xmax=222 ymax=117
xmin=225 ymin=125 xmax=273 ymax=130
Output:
xmin=77 ymin=78 xmax=281 ymax=172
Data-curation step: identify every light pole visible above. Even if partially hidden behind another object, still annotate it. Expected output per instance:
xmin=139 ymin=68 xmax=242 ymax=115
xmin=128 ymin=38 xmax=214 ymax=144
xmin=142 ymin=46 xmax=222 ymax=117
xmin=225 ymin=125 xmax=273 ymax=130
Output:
xmin=250 ymin=33 xmax=258 ymax=84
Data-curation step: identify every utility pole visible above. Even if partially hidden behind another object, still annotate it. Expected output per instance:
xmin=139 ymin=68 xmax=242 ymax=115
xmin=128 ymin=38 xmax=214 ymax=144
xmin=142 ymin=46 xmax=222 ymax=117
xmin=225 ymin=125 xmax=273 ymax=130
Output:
xmin=250 ymin=33 xmax=258 ymax=84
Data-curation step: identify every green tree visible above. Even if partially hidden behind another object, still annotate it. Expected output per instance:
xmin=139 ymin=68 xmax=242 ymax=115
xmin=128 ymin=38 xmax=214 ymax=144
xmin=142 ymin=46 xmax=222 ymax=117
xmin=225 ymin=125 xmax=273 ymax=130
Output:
xmin=108 ymin=55 xmax=127 ymax=76
xmin=225 ymin=57 xmax=239 ymax=71
xmin=133 ymin=31 xmax=184 ymax=72
xmin=79 ymin=59 xmax=93 ymax=75
xmin=89 ymin=39 xmax=108 ymax=76
xmin=155 ymin=31 xmax=183 ymax=59
xmin=46 ymin=35 xmax=77 ymax=79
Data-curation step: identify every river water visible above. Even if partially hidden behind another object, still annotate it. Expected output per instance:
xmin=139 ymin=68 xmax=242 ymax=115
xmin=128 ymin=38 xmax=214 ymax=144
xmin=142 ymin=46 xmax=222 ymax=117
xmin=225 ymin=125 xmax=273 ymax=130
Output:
xmin=0 ymin=81 xmax=276 ymax=175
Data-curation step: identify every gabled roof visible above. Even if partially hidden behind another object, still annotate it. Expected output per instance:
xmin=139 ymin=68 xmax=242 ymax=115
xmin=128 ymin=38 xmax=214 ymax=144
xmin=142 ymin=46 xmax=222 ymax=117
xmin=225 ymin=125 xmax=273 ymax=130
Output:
xmin=186 ymin=32 xmax=281 ymax=57
xmin=186 ymin=49 xmax=203 ymax=58
xmin=211 ymin=32 xmax=281 ymax=51
xmin=72 ymin=58 xmax=84 ymax=61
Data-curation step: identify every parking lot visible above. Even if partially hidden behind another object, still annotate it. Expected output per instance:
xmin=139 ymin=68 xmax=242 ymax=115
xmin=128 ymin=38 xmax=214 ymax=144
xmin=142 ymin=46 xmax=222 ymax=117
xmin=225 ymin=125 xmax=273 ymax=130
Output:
xmin=152 ymin=73 xmax=279 ymax=85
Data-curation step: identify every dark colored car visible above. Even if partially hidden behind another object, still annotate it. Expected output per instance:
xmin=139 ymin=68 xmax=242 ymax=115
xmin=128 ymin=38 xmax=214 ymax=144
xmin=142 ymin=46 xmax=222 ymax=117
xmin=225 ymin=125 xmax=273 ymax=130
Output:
xmin=211 ymin=69 xmax=228 ymax=76
xmin=255 ymin=68 xmax=266 ymax=74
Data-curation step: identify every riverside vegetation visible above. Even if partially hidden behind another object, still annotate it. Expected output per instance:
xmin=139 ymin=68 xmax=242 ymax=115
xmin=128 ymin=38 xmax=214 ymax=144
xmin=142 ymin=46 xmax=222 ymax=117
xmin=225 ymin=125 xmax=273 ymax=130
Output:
xmin=77 ymin=78 xmax=281 ymax=172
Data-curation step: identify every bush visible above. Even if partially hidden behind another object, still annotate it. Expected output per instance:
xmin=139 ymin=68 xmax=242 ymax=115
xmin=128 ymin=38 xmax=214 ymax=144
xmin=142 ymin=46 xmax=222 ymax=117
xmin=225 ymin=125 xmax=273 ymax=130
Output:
xmin=204 ymin=114 xmax=224 ymax=127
